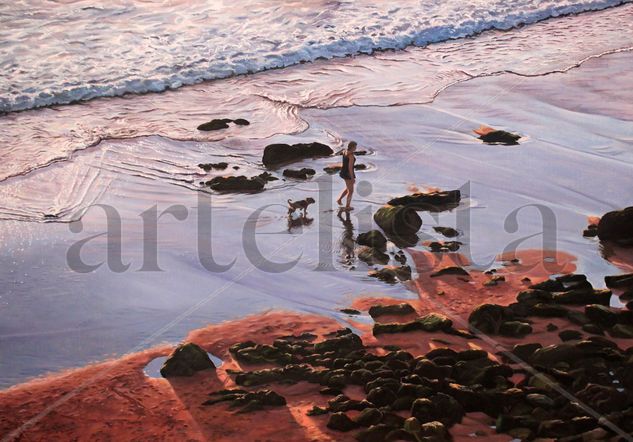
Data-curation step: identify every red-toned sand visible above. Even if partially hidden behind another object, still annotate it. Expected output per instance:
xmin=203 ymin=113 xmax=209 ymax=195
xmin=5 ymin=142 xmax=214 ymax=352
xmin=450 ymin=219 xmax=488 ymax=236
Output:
xmin=1 ymin=248 xmax=620 ymax=442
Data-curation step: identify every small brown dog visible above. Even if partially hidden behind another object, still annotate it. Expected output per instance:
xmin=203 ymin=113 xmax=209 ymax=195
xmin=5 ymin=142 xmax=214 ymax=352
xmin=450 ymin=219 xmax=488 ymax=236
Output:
xmin=287 ymin=197 xmax=315 ymax=216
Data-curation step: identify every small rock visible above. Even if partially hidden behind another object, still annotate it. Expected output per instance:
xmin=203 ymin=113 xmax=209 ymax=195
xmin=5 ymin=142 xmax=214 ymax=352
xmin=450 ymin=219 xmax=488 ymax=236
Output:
xmin=282 ymin=168 xmax=316 ymax=179
xmin=197 ymin=119 xmax=231 ymax=131
xmin=430 ymin=266 xmax=469 ymax=278
xmin=585 ymin=304 xmax=618 ymax=327
xmin=198 ymin=162 xmax=228 ymax=171
xmin=327 ymin=412 xmax=357 ymax=432
xmin=233 ymin=118 xmax=250 ymax=126
xmin=609 ymin=323 xmax=633 ymax=338
xmin=559 ymin=330 xmax=583 ymax=341
xmin=262 ymin=142 xmax=333 ymax=168
xmin=356 ymin=230 xmax=388 ymax=250
xmin=340 ymin=308 xmax=361 ymax=315
xmin=204 ymin=175 xmax=264 ymax=192
xmin=433 ymin=226 xmax=459 ymax=237
xmin=356 ymin=408 xmax=383 ymax=427
xmin=499 ymin=321 xmax=532 ymax=337
xmin=368 ymin=303 xmax=415 ymax=318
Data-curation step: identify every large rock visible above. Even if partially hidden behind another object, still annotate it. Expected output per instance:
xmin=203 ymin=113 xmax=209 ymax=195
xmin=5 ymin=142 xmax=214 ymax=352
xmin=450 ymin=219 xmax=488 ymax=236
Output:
xmin=374 ymin=205 xmax=422 ymax=236
xmin=160 ymin=342 xmax=215 ymax=377
xmin=262 ymin=142 xmax=333 ymax=167
xmin=204 ymin=175 xmax=265 ymax=192
xmin=597 ymin=207 xmax=633 ymax=245
xmin=387 ymin=190 xmax=460 ymax=211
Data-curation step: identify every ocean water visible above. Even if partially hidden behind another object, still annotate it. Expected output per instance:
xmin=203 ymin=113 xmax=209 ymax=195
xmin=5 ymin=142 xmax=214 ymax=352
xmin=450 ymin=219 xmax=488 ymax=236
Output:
xmin=1 ymin=0 xmax=630 ymax=113
xmin=1 ymin=2 xmax=633 ymax=388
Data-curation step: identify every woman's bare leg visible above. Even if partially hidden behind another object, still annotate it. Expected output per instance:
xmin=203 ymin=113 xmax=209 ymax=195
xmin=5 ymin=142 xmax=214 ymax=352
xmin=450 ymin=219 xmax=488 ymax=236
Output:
xmin=345 ymin=179 xmax=354 ymax=209
xmin=336 ymin=188 xmax=348 ymax=205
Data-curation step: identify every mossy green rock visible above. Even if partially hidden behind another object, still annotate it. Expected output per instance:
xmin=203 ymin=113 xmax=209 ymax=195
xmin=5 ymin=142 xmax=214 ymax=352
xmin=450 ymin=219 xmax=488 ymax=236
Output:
xmin=160 ymin=342 xmax=215 ymax=377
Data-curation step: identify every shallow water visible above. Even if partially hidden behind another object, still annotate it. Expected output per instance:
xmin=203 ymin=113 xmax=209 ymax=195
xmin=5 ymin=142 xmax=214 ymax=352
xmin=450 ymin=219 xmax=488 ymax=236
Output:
xmin=1 ymin=6 xmax=633 ymax=388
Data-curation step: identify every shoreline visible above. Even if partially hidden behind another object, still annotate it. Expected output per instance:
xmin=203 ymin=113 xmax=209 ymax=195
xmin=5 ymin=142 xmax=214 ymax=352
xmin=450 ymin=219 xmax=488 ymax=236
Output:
xmin=2 ymin=246 xmax=632 ymax=440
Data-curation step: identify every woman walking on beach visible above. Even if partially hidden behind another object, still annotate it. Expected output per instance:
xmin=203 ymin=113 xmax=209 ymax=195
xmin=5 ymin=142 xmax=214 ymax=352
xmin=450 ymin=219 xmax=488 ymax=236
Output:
xmin=336 ymin=141 xmax=357 ymax=210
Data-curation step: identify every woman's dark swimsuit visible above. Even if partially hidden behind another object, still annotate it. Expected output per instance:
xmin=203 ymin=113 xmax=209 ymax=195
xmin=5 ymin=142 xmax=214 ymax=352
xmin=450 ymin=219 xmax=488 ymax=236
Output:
xmin=339 ymin=152 xmax=355 ymax=180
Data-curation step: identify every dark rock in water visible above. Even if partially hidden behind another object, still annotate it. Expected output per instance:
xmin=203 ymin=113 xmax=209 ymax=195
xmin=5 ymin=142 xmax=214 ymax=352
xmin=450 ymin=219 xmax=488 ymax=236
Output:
xmin=368 ymin=265 xmax=411 ymax=284
xmin=198 ymin=162 xmax=228 ymax=171
xmin=282 ymin=167 xmax=316 ymax=179
xmin=257 ymin=171 xmax=278 ymax=182
xmin=233 ymin=118 xmax=250 ymax=126
xmin=387 ymin=190 xmax=460 ymax=211
xmin=583 ymin=224 xmax=598 ymax=238
xmin=323 ymin=163 xmax=367 ymax=174
xmin=597 ymin=206 xmax=633 ymax=245
xmin=340 ymin=308 xmax=361 ymax=316
xmin=357 ymin=246 xmax=390 ymax=266
xmin=585 ymin=304 xmax=618 ymax=327
xmin=204 ymin=175 xmax=264 ymax=192
xmin=197 ymin=119 xmax=231 ymax=131
xmin=428 ymin=241 xmax=462 ymax=252
xmin=374 ymin=205 xmax=422 ymax=237
xmin=499 ymin=321 xmax=532 ymax=337
xmin=356 ymin=230 xmax=388 ymax=250
xmin=530 ymin=279 xmax=565 ymax=292
xmin=368 ymin=303 xmax=415 ymax=318
xmin=433 ymin=226 xmax=459 ymax=237
xmin=468 ymin=304 xmax=508 ymax=334
xmin=327 ymin=412 xmax=358 ymax=432
xmin=559 ymin=330 xmax=583 ymax=341
xmin=262 ymin=142 xmax=333 ymax=167
xmin=431 ymin=266 xmax=469 ymax=278
xmin=160 ymin=342 xmax=215 ymax=377
xmin=478 ymin=129 xmax=521 ymax=145
xmin=605 ymin=273 xmax=633 ymax=289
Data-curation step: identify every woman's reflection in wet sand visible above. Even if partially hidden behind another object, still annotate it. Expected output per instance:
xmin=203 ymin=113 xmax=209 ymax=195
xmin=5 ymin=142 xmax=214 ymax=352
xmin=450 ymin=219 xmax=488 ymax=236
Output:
xmin=337 ymin=208 xmax=355 ymax=269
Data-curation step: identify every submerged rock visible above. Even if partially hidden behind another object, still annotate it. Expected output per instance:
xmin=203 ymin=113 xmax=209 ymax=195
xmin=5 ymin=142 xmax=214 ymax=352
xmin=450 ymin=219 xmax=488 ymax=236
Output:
xmin=597 ymin=206 xmax=633 ymax=245
xmin=160 ymin=342 xmax=215 ymax=377
xmin=356 ymin=230 xmax=387 ymax=250
xmin=368 ymin=265 xmax=412 ymax=284
xmin=357 ymin=246 xmax=390 ymax=266
xmin=198 ymin=162 xmax=228 ymax=171
xmin=282 ymin=168 xmax=316 ymax=179
xmin=387 ymin=190 xmax=460 ymax=211
xmin=262 ymin=142 xmax=333 ymax=167
xmin=368 ymin=303 xmax=415 ymax=318
xmin=204 ymin=175 xmax=265 ymax=192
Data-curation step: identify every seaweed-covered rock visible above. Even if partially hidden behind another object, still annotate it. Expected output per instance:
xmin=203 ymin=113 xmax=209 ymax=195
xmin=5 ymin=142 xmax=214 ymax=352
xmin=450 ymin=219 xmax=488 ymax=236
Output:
xmin=368 ymin=265 xmax=411 ymax=284
xmin=374 ymin=205 xmax=422 ymax=236
xmin=357 ymin=246 xmax=390 ymax=266
xmin=204 ymin=175 xmax=264 ymax=192
xmin=430 ymin=266 xmax=469 ymax=278
xmin=262 ymin=142 xmax=333 ymax=167
xmin=368 ymin=303 xmax=415 ymax=318
xmin=433 ymin=226 xmax=459 ymax=237
xmin=356 ymin=230 xmax=388 ymax=250
xmin=597 ymin=206 xmax=633 ymax=245
xmin=160 ymin=342 xmax=215 ymax=377
xmin=468 ymin=304 xmax=508 ymax=334
xmin=388 ymin=190 xmax=460 ymax=211
xmin=327 ymin=412 xmax=358 ymax=432
xmin=198 ymin=162 xmax=228 ymax=171
xmin=585 ymin=304 xmax=618 ymax=327
xmin=373 ymin=313 xmax=452 ymax=335
xmin=428 ymin=241 xmax=462 ymax=252
xmin=499 ymin=321 xmax=532 ymax=337
xmin=282 ymin=168 xmax=316 ymax=179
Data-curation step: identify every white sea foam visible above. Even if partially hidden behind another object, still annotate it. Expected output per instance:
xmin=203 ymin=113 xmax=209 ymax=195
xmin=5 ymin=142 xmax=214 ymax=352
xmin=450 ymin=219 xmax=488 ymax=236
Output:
xmin=0 ymin=0 xmax=630 ymax=113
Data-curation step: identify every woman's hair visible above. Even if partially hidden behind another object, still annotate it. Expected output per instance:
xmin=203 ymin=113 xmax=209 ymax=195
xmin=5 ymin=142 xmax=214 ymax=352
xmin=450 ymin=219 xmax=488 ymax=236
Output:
xmin=347 ymin=141 xmax=357 ymax=151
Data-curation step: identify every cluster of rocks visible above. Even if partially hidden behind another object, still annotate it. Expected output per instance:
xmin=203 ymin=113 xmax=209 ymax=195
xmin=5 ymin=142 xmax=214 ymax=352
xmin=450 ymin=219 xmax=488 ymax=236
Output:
xmin=221 ymin=291 xmax=633 ymax=441
xmin=197 ymin=118 xmax=250 ymax=131
xmin=468 ymin=273 xmax=633 ymax=339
